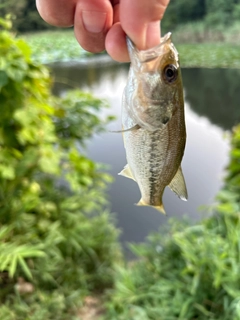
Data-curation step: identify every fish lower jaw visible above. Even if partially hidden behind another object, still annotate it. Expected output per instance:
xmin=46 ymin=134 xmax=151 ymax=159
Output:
xmin=136 ymin=198 xmax=166 ymax=215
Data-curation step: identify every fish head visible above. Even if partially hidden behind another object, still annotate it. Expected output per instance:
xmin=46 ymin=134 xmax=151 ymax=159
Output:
xmin=127 ymin=33 xmax=184 ymax=131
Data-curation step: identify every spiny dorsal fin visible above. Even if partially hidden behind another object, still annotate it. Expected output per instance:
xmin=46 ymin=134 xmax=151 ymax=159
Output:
xmin=118 ymin=164 xmax=135 ymax=181
xmin=168 ymin=166 xmax=188 ymax=201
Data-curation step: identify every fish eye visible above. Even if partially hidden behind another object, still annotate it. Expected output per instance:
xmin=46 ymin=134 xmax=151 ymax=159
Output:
xmin=163 ymin=64 xmax=178 ymax=83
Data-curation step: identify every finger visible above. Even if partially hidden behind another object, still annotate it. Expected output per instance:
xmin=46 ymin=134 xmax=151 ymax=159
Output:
xmin=36 ymin=0 xmax=113 ymax=53
xmin=36 ymin=0 xmax=76 ymax=27
xmin=105 ymin=22 xmax=129 ymax=62
xmin=74 ymin=0 xmax=113 ymax=53
xmin=120 ymin=0 xmax=170 ymax=50
xmin=105 ymin=2 xmax=128 ymax=62
xmin=111 ymin=0 xmax=120 ymax=24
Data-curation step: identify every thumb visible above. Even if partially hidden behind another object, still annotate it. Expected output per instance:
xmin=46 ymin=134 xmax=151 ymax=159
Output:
xmin=120 ymin=0 xmax=169 ymax=50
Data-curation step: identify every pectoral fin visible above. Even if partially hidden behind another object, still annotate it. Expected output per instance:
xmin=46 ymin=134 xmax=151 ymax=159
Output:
xmin=168 ymin=166 xmax=188 ymax=201
xmin=118 ymin=164 xmax=135 ymax=181
xmin=111 ymin=124 xmax=140 ymax=133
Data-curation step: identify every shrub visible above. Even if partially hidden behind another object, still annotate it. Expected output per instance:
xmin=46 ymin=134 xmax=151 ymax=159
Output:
xmin=0 ymin=17 xmax=121 ymax=319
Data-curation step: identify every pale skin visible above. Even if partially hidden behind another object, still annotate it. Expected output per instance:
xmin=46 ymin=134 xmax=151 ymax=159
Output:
xmin=36 ymin=0 xmax=170 ymax=62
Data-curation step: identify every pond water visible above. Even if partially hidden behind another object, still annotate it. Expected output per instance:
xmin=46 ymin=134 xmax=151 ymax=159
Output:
xmin=50 ymin=58 xmax=240 ymax=249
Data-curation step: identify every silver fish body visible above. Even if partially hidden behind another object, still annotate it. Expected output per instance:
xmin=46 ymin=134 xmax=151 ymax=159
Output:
xmin=119 ymin=33 xmax=187 ymax=214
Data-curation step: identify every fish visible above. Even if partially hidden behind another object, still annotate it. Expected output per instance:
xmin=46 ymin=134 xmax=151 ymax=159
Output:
xmin=119 ymin=32 xmax=187 ymax=214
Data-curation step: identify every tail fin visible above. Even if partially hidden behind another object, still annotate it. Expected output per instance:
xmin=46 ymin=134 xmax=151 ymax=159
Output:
xmin=136 ymin=198 xmax=166 ymax=215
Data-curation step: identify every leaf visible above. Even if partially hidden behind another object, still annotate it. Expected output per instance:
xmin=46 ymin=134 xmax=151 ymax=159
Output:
xmin=16 ymin=39 xmax=31 ymax=60
xmin=0 ymin=70 xmax=8 ymax=88
xmin=0 ymin=164 xmax=15 ymax=179
xmin=0 ymin=254 xmax=12 ymax=272
xmin=18 ymin=257 xmax=32 ymax=280
xmin=194 ymin=303 xmax=214 ymax=317
xmin=9 ymin=255 xmax=17 ymax=278
xmin=0 ymin=225 xmax=12 ymax=240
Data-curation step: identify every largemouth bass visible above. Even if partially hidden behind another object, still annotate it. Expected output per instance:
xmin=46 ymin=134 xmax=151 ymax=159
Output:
xmin=119 ymin=33 xmax=187 ymax=214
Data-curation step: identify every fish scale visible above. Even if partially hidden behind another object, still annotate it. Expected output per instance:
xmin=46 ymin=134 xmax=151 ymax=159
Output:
xmin=119 ymin=33 xmax=188 ymax=214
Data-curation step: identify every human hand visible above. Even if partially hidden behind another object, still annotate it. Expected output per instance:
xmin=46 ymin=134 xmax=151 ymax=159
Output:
xmin=36 ymin=0 xmax=170 ymax=62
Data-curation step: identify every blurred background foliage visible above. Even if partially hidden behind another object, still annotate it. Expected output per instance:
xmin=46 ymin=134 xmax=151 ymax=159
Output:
xmin=0 ymin=18 xmax=121 ymax=319
xmin=0 ymin=0 xmax=53 ymax=32
xmin=2 ymin=0 xmax=240 ymax=65
xmin=1 ymin=0 xmax=240 ymax=33
xmin=104 ymin=125 xmax=240 ymax=319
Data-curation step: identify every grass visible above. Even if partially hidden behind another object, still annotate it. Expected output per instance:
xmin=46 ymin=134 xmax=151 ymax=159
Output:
xmin=21 ymin=26 xmax=240 ymax=68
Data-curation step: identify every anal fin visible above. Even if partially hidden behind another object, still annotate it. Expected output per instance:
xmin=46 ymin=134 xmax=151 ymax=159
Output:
xmin=118 ymin=164 xmax=135 ymax=181
xmin=168 ymin=166 xmax=188 ymax=201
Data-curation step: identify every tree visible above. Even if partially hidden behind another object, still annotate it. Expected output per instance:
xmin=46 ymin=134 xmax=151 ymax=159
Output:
xmin=163 ymin=0 xmax=206 ymax=31
xmin=0 ymin=0 xmax=53 ymax=32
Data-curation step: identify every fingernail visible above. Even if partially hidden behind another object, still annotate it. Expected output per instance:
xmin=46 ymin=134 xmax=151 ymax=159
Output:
xmin=144 ymin=21 xmax=161 ymax=49
xmin=82 ymin=11 xmax=107 ymax=33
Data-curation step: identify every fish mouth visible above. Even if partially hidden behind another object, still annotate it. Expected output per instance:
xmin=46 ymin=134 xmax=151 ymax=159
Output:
xmin=127 ymin=33 xmax=177 ymax=63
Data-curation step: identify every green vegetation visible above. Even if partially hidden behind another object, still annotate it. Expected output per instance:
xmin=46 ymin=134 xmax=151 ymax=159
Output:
xmin=22 ymin=30 xmax=91 ymax=64
xmin=178 ymin=43 xmax=240 ymax=68
xmin=21 ymin=29 xmax=240 ymax=68
xmin=1 ymin=2 xmax=240 ymax=316
xmin=2 ymin=0 xmax=240 ymax=35
xmin=0 ymin=18 xmax=120 ymax=319
xmin=172 ymin=21 xmax=240 ymax=44
xmin=2 ymin=0 xmax=240 ymax=67
xmin=0 ymin=0 xmax=54 ymax=32
xmin=162 ymin=0 xmax=240 ymax=32
xmin=103 ymin=125 xmax=240 ymax=319
xmin=172 ymin=21 xmax=240 ymax=68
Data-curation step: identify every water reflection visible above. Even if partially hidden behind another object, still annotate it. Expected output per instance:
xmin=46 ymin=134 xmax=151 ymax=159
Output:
xmin=183 ymin=68 xmax=240 ymax=129
xmin=51 ymin=61 xmax=240 ymax=130
xmin=50 ymin=58 xmax=128 ymax=96
xmin=50 ymin=59 xmax=233 ymax=247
